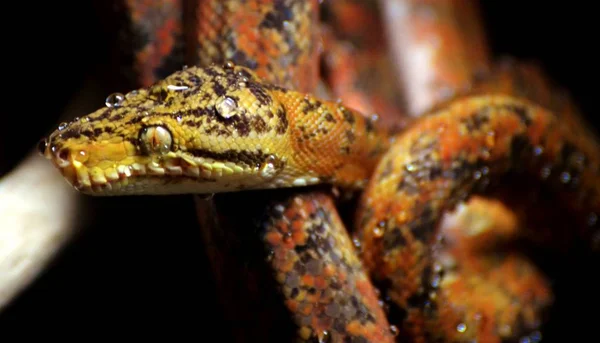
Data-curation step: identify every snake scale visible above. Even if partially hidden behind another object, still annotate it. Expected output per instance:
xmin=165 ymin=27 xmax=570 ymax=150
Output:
xmin=37 ymin=1 xmax=600 ymax=342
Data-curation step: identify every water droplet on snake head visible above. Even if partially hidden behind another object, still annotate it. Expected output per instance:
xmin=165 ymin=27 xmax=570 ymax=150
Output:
xmin=58 ymin=122 xmax=68 ymax=131
xmin=260 ymin=155 xmax=280 ymax=179
xmin=224 ymin=61 xmax=235 ymax=69
xmin=456 ymin=323 xmax=467 ymax=333
xmin=105 ymin=92 xmax=125 ymax=108
xmin=216 ymin=97 xmax=238 ymax=119
xmin=126 ymin=90 xmax=139 ymax=99
xmin=389 ymin=325 xmax=399 ymax=337
xmin=167 ymin=84 xmax=189 ymax=91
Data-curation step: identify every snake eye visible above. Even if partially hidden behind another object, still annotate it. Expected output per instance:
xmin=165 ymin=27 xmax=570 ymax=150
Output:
xmin=138 ymin=125 xmax=172 ymax=155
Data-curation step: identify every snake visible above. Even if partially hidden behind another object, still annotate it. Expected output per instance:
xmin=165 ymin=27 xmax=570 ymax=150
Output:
xmin=37 ymin=1 xmax=600 ymax=342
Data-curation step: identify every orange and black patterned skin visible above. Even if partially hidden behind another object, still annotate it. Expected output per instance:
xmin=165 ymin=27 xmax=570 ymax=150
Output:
xmin=355 ymin=93 xmax=600 ymax=342
xmin=40 ymin=1 xmax=600 ymax=343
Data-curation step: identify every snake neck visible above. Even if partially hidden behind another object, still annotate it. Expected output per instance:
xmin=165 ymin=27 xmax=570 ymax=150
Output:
xmin=272 ymin=88 xmax=393 ymax=190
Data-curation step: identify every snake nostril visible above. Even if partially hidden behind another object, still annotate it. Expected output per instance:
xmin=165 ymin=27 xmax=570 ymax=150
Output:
xmin=56 ymin=148 xmax=71 ymax=163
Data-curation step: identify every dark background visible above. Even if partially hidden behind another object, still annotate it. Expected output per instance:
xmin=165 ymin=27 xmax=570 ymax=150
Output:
xmin=0 ymin=1 xmax=598 ymax=341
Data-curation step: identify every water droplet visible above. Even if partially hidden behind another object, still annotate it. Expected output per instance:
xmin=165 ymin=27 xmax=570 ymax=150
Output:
xmin=37 ymin=138 xmax=48 ymax=156
xmin=352 ymin=237 xmax=361 ymax=249
xmin=456 ymin=323 xmax=467 ymax=333
xmin=260 ymin=155 xmax=279 ymax=179
xmin=80 ymin=117 xmax=89 ymax=123
xmin=182 ymin=65 xmax=188 ymax=70
xmin=266 ymin=249 xmax=275 ymax=262
xmin=406 ymin=163 xmax=417 ymax=172
xmin=373 ymin=223 xmax=385 ymax=238
xmin=318 ymin=331 xmax=331 ymax=343
xmin=389 ymin=325 xmax=399 ymax=337
xmin=224 ymin=61 xmax=235 ymax=69
xmin=143 ymin=111 xmax=150 ymax=116
xmin=519 ymin=337 xmax=531 ymax=343
xmin=431 ymin=275 xmax=441 ymax=288
xmin=105 ymin=92 xmax=125 ymax=107
xmin=473 ymin=170 xmax=482 ymax=180
xmin=78 ymin=150 xmax=87 ymax=158
xmin=126 ymin=90 xmax=139 ymax=99
xmin=283 ymin=232 xmax=292 ymax=243
xmin=176 ymin=114 xmax=183 ymax=123
xmin=73 ymin=117 xmax=80 ymax=122
xmin=216 ymin=97 xmax=238 ymax=118
xmin=238 ymin=81 xmax=246 ymax=87
xmin=167 ymin=84 xmax=188 ymax=91
xmin=533 ymin=145 xmax=544 ymax=156
xmin=58 ymin=122 xmax=68 ymax=131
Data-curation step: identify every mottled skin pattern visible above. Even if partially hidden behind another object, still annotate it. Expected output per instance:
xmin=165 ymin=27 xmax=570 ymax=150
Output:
xmin=435 ymin=197 xmax=552 ymax=342
xmin=263 ymin=193 xmax=395 ymax=342
xmin=355 ymin=95 xmax=600 ymax=342
xmin=39 ymin=1 xmax=600 ymax=342
xmin=195 ymin=0 xmax=319 ymax=93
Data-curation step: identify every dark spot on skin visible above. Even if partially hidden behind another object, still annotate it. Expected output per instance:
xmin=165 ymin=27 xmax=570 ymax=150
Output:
xmin=506 ymin=103 xmax=531 ymax=126
xmin=341 ymin=146 xmax=351 ymax=155
xmin=365 ymin=117 xmax=375 ymax=132
xmin=60 ymin=128 xmax=82 ymax=140
xmin=345 ymin=130 xmax=355 ymax=143
xmin=188 ymin=148 xmax=274 ymax=168
xmin=290 ymin=288 xmax=299 ymax=299
xmin=212 ymin=82 xmax=226 ymax=97
xmin=250 ymin=115 xmax=269 ymax=133
xmin=325 ymin=113 xmax=336 ymax=123
xmin=88 ymin=108 xmax=112 ymax=122
xmin=462 ymin=107 xmax=490 ymax=131
xmin=231 ymin=50 xmax=258 ymax=70
xmin=383 ymin=227 xmax=406 ymax=251
xmin=302 ymin=98 xmax=321 ymax=113
xmin=276 ymin=107 xmax=288 ymax=134
xmin=340 ymin=107 xmax=355 ymax=124
xmin=408 ymin=204 xmax=437 ymax=242
xmin=93 ymin=128 xmax=103 ymax=136
xmin=248 ymin=82 xmax=272 ymax=105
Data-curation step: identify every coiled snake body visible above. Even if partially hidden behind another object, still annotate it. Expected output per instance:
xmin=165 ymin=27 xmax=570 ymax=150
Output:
xmin=39 ymin=1 xmax=600 ymax=342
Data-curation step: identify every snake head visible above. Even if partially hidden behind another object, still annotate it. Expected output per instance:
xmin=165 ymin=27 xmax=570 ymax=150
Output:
xmin=40 ymin=64 xmax=294 ymax=195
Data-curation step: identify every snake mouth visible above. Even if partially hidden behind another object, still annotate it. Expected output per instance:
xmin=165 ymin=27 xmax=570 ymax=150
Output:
xmin=51 ymin=154 xmax=273 ymax=195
